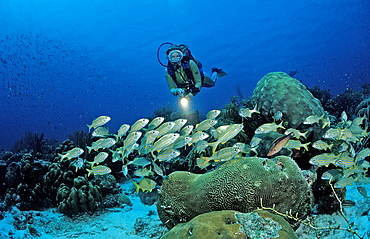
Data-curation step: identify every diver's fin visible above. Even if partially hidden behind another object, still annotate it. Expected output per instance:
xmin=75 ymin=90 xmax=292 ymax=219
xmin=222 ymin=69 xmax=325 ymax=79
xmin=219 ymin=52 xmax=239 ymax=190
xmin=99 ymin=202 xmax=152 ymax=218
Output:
xmin=217 ymin=70 xmax=227 ymax=77
xmin=211 ymin=67 xmax=227 ymax=77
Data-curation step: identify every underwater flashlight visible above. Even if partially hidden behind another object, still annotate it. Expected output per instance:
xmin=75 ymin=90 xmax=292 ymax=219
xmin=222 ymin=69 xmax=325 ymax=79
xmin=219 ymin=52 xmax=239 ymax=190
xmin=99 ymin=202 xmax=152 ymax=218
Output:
xmin=180 ymin=97 xmax=189 ymax=109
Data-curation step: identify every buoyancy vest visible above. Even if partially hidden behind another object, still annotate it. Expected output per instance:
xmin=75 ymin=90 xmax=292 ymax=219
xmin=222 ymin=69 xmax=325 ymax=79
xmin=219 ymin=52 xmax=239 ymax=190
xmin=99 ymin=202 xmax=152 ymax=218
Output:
xmin=167 ymin=60 xmax=205 ymax=93
xmin=166 ymin=44 xmax=205 ymax=93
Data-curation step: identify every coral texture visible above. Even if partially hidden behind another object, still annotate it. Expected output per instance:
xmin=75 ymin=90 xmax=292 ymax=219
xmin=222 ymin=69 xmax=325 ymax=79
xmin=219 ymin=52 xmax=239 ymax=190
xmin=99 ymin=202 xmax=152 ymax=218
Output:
xmin=161 ymin=210 xmax=297 ymax=239
xmin=157 ymin=156 xmax=313 ymax=229
xmin=355 ymin=97 xmax=370 ymax=123
xmin=56 ymin=176 xmax=103 ymax=215
xmin=251 ymin=72 xmax=324 ymax=128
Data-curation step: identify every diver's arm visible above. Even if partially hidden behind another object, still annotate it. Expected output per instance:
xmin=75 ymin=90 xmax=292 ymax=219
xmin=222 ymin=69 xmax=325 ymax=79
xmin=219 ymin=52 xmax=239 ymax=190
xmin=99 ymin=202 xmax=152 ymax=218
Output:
xmin=189 ymin=60 xmax=202 ymax=89
xmin=165 ymin=69 xmax=184 ymax=96
xmin=165 ymin=69 xmax=177 ymax=90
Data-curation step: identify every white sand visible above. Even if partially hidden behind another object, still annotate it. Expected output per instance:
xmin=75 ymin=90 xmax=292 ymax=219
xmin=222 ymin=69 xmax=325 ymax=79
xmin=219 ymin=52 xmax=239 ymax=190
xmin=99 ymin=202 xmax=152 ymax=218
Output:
xmin=0 ymin=181 xmax=167 ymax=239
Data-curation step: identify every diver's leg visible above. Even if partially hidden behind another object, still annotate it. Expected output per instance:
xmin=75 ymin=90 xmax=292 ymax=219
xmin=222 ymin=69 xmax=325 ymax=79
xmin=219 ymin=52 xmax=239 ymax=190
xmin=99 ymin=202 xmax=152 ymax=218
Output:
xmin=203 ymin=73 xmax=216 ymax=87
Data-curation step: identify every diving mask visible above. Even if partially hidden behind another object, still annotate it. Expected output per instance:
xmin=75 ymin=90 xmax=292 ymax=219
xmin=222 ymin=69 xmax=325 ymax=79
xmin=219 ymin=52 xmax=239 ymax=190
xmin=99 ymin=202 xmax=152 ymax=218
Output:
xmin=168 ymin=50 xmax=183 ymax=63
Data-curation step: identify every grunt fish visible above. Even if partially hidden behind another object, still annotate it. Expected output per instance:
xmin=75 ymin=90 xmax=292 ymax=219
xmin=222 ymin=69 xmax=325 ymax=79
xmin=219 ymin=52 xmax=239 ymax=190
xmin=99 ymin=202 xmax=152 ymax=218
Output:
xmin=58 ymin=147 xmax=84 ymax=160
xmin=208 ymin=123 xmax=243 ymax=153
xmin=309 ymin=153 xmax=337 ymax=167
xmin=87 ymin=138 xmax=116 ymax=153
xmin=255 ymin=121 xmax=284 ymax=134
xmin=206 ymin=109 xmax=221 ymax=119
xmin=87 ymin=116 xmax=111 ymax=132
xmin=129 ymin=118 xmax=149 ymax=133
xmin=323 ymin=128 xmax=341 ymax=140
xmin=272 ymin=111 xmax=283 ymax=121
xmin=88 ymin=151 xmax=109 ymax=166
xmin=169 ymin=119 xmax=188 ymax=133
xmin=321 ymin=169 xmax=342 ymax=181
xmin=116 ymin=124 xmax=130 ymax=140
xmin=312 ymin=140 xmax=332 ymax=151
xmin=155 ymin=122 xmax=176 ymax=138
xmin=141 ymin=130 xmax=159 ymax=146
xmin=132 ymin=178 xmax=156 ymax=193
xmin=91 ymin=127 xmax=110 ymax=138
xmin=86 ymin=165 xmax=111 ymax=176
xmin=335 ymin=152 xmax=355 ymax=168
xmin=334 ymin=177 xmax=355 ymax=188
xmin=188 ymin=131 xmax=209 ymax=144
xmin=194 ymin=119 xmax=218 ymax=132
xmin=127 ymin=157 xmax=151 ymax=166
xmin=283 ymin=140 xmax=310 ymax=151
xmin=210 ymin=125 xmax=229 ymax=139
xmin=303 ymin=114 xmax=324 ymax=125
xmin=123 ymin=131 xmax=142 ymax=150
xmin=74 ymin=158 xmax=85 ymax=172
xmin=156 ymin=148 xmax=180 ymax=162
xmin=134 ymin=167 xmax=152 ymax=177
xmin=238 ymin=105 xmax=260 ymax=118
xmin=356 ymin=148 xmax=370 ymax=162
xmin=179 ymin=125 xmax=194 ymax=136
xmin=167 ymin=136 xmax=192 ymax=149
xmin=150 ymin=133 xmax=180 ymax=154
xmin=147 ymin=117 xmax=165 ymax=130
xmin=194 ymin=140 xmax=209 ymax=153
xmin=197 ymin=147 xmax=240 ymax=168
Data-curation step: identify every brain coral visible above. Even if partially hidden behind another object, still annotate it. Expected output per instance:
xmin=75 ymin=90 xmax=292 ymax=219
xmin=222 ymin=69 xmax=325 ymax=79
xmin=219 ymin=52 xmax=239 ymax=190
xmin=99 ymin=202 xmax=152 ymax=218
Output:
xmin=161 ymin=210 xmax=297 ymax=239
xmin=251 ymin=72 xmax=324 ymax=128
xmin=157 ymin=156 xmax=313 ymax=229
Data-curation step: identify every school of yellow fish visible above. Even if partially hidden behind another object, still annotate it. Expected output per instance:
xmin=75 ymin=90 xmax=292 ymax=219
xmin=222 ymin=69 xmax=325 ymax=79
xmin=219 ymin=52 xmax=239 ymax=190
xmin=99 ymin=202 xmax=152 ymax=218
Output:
xmin=58 ymin=106 xmax=370 ymax=193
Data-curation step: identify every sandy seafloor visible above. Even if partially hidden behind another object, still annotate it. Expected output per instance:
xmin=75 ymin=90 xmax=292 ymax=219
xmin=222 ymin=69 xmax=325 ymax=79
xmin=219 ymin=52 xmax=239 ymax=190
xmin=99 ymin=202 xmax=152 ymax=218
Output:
xmin=0 ymin=183 xmax=369 ymax=239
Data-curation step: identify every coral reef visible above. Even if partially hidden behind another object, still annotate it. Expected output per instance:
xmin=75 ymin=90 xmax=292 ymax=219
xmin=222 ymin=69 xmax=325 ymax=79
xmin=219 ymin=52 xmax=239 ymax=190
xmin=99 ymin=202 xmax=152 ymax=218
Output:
xmin=3 ymin=153 xmax=52 ymax=210
xmin=56 ymin=176 xmax=103 ymax=215
xmin=157 ymin=156 xmax=313 ymax=229
xmin=251 ymin=72 xmax=325 ymax=128
xmin=0 ymin=138 xmax=121 ymax=216
xmin=355 ymin=97 xmax=370 ymax=127
xmin=326 ymin=88 xmax=365 ymax=118
xmin=10 ymin=132 xmax=58 ymax=155
xmin=43 ymin=140 xmax=121 ymax=215
xmin=161 ymin=210 xmax=297 ymax=239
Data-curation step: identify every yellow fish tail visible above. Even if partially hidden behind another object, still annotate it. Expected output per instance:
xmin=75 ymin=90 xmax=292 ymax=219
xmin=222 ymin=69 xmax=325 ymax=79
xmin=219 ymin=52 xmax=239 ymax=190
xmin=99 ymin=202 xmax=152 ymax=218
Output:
xmin=208 ymin=142 xmax=218 ymax=154
xmin=132 ymin=180 xmax=141 ymax=194
xmin=196 ymin=157 xmax=210 ymax=169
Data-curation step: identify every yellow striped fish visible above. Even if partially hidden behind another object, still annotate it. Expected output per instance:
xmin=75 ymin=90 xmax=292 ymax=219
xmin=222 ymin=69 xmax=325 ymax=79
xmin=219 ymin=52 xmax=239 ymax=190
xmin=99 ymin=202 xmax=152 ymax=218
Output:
xmin=155 ymin=122 xmax=176 ymax=138
xmin=180 ymin=125 xmax=194 ymax=136
xmin=147 ymin=117 xmax=165 ymax=130
xmin=197 ymin=147 xmax=240 ymax=169
xmin=87 ymin=116 xmax=111 ymax=132
xmin=88 ymin=152 xmax=109 ymax=166
xmin=150 ymin=133 xmax=180 ymax=154
xmin=129 ymin=118 xmax=149 ymax=133
xmin=309 ymin=153 xmax=337 ymax=167
xmin=208 ymin=124 xmax=244 ymax=153
xmin=206 ymin=109 xmax=221 ymax=119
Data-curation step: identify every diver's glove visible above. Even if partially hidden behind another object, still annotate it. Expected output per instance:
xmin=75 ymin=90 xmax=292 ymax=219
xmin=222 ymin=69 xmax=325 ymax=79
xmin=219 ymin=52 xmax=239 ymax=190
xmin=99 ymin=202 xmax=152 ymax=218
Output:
xmin=192 ymin=87 xmax=200 ymax=95
xmin=171 ymin=88 xmax=185 ymax=96
xmin=186 ymin=93 xmax=194 ymax=100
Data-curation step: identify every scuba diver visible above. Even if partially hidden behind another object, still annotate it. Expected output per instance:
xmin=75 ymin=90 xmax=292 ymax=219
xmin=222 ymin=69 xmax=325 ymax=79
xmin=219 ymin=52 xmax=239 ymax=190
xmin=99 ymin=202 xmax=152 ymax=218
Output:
xmin=157 ymin=43 xmax=227 ymax=99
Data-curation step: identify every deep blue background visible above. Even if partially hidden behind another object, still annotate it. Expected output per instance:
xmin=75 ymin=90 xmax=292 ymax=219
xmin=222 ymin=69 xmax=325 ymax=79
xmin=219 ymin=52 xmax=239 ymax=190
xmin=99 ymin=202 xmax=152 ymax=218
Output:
xmin=0 ymin=0 xmax=369 ymax=150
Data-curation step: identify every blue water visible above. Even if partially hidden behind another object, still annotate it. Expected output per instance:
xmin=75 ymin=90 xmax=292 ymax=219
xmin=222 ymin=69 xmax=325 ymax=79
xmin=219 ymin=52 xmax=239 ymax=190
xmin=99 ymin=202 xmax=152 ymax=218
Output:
xmin=0 ymin=0 xmax=369 ymax=150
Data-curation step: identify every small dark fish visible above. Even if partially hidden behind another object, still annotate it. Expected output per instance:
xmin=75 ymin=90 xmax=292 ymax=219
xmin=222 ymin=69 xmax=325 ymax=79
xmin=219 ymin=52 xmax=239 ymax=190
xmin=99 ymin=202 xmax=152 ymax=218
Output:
xmin=342 ymin=200 xmax=356 ymax=208
xmin=357 ymin=187 xmax=368 ymax=198
xmin=267 ymin=132 xmax=294 ymax=157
